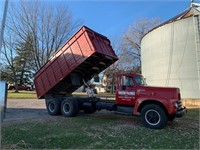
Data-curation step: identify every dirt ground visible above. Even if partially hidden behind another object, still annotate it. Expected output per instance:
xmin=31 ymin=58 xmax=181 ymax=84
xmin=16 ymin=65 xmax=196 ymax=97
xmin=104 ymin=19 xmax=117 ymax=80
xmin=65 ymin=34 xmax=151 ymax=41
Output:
xmin=3 ymin=99 xmax=110 ymax=122
xmin=3 ymin=99 xmax=48 ymax=122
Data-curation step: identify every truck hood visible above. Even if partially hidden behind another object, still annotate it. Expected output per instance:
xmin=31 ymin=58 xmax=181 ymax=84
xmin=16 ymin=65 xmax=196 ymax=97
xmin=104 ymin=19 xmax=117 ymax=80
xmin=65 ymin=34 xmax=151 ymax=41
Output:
xmin=136 ymin=85 xmax=180 ymax=100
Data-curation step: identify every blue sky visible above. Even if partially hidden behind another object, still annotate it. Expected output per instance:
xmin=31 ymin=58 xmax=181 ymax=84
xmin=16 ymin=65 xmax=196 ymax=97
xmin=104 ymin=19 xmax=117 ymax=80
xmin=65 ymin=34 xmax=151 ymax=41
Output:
xmin=65 ymin=0 xmax=192 ymax=38
xmin=0 ymin=0 xmax=199 ymax=39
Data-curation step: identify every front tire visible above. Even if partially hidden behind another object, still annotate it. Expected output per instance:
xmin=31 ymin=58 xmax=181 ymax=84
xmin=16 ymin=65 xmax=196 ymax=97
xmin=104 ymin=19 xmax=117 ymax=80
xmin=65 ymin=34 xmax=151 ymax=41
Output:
xmin=141 ymin=104 xmax=167 ymax=129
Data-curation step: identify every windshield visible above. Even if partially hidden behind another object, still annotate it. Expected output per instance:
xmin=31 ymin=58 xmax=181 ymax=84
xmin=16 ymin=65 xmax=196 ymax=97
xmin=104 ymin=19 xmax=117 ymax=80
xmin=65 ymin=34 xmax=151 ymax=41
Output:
xmin=134 ymin=75 xmax=147 ymax=85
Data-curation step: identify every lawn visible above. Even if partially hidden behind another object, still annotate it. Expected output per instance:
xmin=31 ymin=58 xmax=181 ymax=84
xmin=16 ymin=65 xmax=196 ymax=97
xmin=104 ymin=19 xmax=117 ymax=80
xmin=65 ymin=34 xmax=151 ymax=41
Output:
xmin=1 ymin=107 xmax=199 ymax=149
xmin=5 ymin=90 xmax=199 ymax=149
xmin=7 ymin=90 xmax=38 ymax=99
xmin=7 ymin=90 xmax=115 ymax=100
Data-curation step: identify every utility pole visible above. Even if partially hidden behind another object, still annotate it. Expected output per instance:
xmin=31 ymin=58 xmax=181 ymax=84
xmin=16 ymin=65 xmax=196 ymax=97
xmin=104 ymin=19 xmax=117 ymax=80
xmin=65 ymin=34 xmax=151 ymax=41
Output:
xmin=0 ymin=0 xmax=9 ymax=80
xmin=0 ymin=0 xmax=9 ymax=122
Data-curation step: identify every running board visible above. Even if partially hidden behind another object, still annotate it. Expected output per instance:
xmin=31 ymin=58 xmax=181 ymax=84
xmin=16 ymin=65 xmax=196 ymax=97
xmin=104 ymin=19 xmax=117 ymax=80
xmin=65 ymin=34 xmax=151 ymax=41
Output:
xmin=115 ymin=106 xmax=134 ymax=116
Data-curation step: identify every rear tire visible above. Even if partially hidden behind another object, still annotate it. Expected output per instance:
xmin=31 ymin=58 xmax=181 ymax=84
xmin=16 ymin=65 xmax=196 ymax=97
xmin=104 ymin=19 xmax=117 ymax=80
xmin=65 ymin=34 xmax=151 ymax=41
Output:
xmin=141 ymin=104 xmax=167 ymax=129
xmin=46 ymin=99 xmax=61 ymax=116
xmin=61 ymin=99 xmax=79 ymax=117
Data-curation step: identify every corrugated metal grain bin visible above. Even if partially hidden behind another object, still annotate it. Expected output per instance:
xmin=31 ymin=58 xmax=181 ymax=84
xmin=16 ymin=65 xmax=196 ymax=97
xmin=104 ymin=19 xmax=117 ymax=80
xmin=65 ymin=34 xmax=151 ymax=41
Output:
xmin=34 ymin=26 xmax=118 ymax=99
xmin=141 ymin=5 xmax=200 ymax=99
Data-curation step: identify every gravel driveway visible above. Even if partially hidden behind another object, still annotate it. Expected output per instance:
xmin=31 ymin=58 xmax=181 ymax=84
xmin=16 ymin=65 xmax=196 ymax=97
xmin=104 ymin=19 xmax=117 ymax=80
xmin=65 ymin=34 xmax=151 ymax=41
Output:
xmin=3 ymin=98 xmax=113 ymax=122
xmin=3 ymin=99 xmax=48 ymax=121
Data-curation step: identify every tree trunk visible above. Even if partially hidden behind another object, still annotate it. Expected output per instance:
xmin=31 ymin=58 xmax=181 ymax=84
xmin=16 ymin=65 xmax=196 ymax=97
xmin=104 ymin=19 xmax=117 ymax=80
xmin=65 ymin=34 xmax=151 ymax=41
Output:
xmin=13 ymin=72 xmax=19 ymax=93
xmin=19 ymin=61 xmax=26 ymax=85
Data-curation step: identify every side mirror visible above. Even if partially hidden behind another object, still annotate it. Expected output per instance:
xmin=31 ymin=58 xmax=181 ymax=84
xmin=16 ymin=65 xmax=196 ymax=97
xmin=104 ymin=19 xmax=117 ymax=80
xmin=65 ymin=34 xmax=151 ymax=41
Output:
xmin=94 ymin=75 xmax=100 ymax=82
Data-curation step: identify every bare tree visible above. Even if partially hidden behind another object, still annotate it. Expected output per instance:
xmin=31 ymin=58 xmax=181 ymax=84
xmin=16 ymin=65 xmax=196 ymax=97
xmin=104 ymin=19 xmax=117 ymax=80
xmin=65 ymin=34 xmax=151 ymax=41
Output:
xmin=6 ymin=0 xmax=82 ymax=72
xmin=102 ymin=37 xmax=120 ymax=94
xmin=2 ymin=32 xmax=19 ymax=92
xmin=1 ymin=0 xmax=81 ymax=91
xmin=103 ymin=17 xmax=160 ymax=93
xmin=121 ymin=17 xmax=160 ymax=73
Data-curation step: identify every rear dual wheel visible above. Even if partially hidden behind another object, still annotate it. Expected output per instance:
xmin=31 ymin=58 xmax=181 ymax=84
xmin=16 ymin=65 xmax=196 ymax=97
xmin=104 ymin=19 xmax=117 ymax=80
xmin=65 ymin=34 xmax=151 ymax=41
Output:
xmin=61 ymin=99 xmax=80 ymax=117
xmin=46 ymin=99 xmax=61 ymax=115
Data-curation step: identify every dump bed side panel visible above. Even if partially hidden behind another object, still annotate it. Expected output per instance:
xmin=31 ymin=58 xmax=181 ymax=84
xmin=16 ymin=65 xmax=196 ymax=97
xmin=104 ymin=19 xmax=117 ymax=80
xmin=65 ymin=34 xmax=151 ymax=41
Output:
xmin=34 ymin=26 xmax=118 ymax=99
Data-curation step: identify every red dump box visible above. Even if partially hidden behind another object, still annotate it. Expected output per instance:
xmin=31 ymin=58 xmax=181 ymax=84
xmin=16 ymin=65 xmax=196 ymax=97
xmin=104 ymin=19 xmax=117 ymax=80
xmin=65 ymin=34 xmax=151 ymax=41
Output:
xmin=34 ymin=26 xmax=118 ymax=99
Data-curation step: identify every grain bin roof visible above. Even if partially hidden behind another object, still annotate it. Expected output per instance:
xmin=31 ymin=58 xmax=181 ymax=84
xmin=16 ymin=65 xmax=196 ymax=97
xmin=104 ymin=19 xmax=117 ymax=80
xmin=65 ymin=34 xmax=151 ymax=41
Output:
xmin=143 ymin=4 xmax=200 ymax=38
xmin=163 ymin=5 xmax=199 ymax=24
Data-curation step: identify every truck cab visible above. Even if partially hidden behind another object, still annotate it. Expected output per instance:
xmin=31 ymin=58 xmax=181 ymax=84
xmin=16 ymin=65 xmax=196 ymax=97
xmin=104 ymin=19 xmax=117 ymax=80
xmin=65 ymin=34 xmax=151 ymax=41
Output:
xmin=115 ymin=73 xmax=187 ymax=129
xmin=42 ymin=73 xmax=186 ymax=129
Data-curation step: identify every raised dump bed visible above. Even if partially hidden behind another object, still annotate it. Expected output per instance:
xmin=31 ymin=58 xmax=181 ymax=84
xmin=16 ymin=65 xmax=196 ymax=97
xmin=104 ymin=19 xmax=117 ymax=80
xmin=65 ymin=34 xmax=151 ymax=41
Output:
xmin=34 ymin=26 xmax=118 ymax=99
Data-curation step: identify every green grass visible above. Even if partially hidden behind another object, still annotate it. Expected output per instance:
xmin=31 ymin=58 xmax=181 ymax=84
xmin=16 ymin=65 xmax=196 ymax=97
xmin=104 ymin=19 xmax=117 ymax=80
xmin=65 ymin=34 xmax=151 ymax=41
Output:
xmin=7 ymin=90 xmax=37 ymax=99
xmin=1 ymin=108 xmax=199 ymax=149
xmin=7 ymin=90 xmax=115 ymax=99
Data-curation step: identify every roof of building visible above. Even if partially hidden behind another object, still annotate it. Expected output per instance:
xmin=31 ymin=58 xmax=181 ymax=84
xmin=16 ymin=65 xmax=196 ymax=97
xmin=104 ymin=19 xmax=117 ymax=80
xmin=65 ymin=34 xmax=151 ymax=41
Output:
xmin=143 ymin=2 xmax=200 ymax=38
xmin=161 ymin=3 xmax=199 ymax=25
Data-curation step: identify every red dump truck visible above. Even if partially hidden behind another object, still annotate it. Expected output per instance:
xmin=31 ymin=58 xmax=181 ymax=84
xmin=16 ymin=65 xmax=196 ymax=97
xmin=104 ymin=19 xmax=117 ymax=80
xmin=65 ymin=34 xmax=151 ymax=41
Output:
xmin=34 ymin=26 xmax=186 ymax=129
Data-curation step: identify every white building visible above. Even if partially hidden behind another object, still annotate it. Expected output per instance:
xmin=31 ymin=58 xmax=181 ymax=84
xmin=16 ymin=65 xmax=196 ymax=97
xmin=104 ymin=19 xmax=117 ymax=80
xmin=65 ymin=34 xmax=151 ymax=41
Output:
xmin=141 ymin=3 xmax=200 ymax=99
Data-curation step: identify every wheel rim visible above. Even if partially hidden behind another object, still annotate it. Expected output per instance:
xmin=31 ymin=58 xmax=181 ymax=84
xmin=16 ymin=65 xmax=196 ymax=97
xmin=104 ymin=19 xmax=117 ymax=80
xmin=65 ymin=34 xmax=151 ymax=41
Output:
xmin=145 ymin=109 xmax=161 ymax=126
xmin=63 ymin=103 xmax=70 ymax=114
xmin=49 ymin=102 xmax=55 ymax=112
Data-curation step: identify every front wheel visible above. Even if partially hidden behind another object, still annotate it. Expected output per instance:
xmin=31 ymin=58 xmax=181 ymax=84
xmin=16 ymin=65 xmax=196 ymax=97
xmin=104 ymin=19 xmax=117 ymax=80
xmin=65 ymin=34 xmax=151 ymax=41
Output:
xmin=141 ymin=104 xmax=167 ymax=129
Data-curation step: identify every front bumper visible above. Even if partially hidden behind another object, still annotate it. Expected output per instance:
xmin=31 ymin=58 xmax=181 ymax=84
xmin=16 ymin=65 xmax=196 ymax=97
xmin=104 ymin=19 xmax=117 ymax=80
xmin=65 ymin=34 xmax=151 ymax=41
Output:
xmin=176 ymin=106 xmax=187 ymax=118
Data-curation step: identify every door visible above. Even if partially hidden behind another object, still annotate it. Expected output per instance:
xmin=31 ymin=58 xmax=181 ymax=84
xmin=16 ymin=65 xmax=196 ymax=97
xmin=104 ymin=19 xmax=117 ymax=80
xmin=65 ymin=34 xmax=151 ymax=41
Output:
xmin=116 ymin=75 xmax=136 ymax=105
